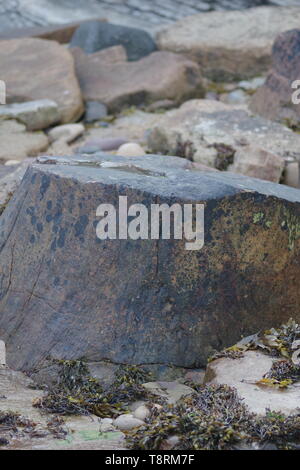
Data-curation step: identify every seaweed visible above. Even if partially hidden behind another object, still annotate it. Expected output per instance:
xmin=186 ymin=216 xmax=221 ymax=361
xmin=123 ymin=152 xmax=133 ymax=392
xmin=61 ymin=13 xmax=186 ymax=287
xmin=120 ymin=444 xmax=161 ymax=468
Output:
xmin=126 ymin=384 xmax=300 ymax=450
xmin=33 ymin=360 xmax=160 ymax=418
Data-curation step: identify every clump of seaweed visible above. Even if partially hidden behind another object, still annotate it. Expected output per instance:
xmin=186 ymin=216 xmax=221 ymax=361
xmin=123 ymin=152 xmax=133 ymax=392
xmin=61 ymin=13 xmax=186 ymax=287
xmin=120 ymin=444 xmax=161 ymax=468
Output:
xmin=211 ymin=143 xmax=236 ymax=171
xmin=126 ymin=384 xmax=300 ymax=450
xmin=33 ymin=360 xmax=159 ymax=418
xmin=210 ymin=318 xmax=300 ymax=363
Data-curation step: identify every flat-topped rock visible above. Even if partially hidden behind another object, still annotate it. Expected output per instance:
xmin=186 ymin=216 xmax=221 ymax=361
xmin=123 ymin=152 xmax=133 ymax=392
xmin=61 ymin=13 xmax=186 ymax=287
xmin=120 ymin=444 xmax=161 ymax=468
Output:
xmin=156 ymin=6 xmax=300 ymax=80
xmin=0 ymin=153 xmax=300 ymax=371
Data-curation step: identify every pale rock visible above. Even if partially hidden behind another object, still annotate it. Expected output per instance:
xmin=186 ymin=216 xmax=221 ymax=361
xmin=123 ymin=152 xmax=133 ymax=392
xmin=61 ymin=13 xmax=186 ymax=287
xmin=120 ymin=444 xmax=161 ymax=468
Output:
xmin=116 ymin=142 xmax=145 ymax=157
xmin=0 ymin=100 xmax=59 ymax=131
xmin=114 ymin=414 xmax=145 ymax=431
xmin=133 ymin=405 xmax=150 ymax=421
xmin=156 ymin=6 xmax=300 ymax=80
xmin=48 ymin=123 xmax=85 ymax=144
xmin=205 ymin=351 xmax=300 ymax=416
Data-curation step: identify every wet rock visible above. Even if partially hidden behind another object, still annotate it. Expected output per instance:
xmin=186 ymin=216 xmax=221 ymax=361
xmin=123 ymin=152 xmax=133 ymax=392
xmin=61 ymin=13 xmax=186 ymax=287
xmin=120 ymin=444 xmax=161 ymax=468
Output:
xmin=1 ymin=153 xmax=300 ymax=370
xmin=114 ymin=414 xmax=144 ymax=431
xmin=250 ymin=29 xmax=300 ymax=126
xmin=146 ymin=99 xmax=300 ymax=176
xmin=156 ymin=6 xmax=300 ymax=80
xmin=116 ymin=143 xmax=145 ymax=157
xmin=70 ymin=20 xmax=157 ymax=61
xmin=0 ymin=120 xmax=49 ymax=161
xmin=48 ymin=123 xmax=85 ymax=144
xmin=72 ymin=47 xmax=204 ymax=112
xmin=0 ymin=38 xmax=84 ymax=123
xmin=205 ymin=351 xmax=300 ymax=416
xmin=0 ymin=100 xmax=59 ymax=131
xmin=84 ymin=102 xmax=108 ymax=123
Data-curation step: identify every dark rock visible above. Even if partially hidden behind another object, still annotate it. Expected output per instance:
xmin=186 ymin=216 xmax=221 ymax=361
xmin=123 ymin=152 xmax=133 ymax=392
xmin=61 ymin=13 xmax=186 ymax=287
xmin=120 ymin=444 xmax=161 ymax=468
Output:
xmin=0 ymin=154 xmax=300 ymax=371
xmin=70 ymin=20 xmax=157 ymax=61
xmin=250 ymin=29 xmax=300 ymax=126
xmin=84 ymin=101 xmax=108 ymax=123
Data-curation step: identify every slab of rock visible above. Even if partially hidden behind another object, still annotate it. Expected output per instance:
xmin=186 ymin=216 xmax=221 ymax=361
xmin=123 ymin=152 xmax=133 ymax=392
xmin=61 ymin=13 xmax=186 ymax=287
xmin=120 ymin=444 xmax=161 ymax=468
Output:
xmin=142 ymin=381 xmax=194 ymax=404
xmin=205 ymin=351 xmax=300 ymax=416
xmin=0 ymin=120 xmax=49 ymax=162
xmin=0 ymin=38 xmax=84 ymax=123
xmin=146 ymin=99 xmax=300 ymax=180
xmin=250 ymin=29 xmax=300 ymax=126
xmin=70 ymin=20 xmax=156 ymax=60
xmin=1 ymin=153 xmax=300 ymax=370
xmin=72 ymin=47 xmax=204 ymax=112
xmin=156 ymin=6 xmax=300 ymax=81
xmin=0 ymin=100 xmax=59 ymax=131
xmin=0 ymin=18 xmax=106 ymax=43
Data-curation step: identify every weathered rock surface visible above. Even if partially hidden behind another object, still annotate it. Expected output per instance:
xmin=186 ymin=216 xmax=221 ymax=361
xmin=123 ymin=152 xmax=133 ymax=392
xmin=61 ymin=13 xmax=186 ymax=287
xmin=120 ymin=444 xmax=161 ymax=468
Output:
xmin=0 ymin=120 xmax=49 ymax=162
xmin=205 ymin=351 xmax=300 ymax=416
xmin=70 ymin=20 xmax=157 ymax=60
xmin=250 ymin=29 xmax=300 ymax=126
xmin=0 ymin=366 xmax=124 ymax=450
xmin=156 ymin=6 xmax=300 ymax=80
xmin=146 ymin=99 xmax=300 ymax=180
xmin=0 ymin=38 xmax=84 ymax=123
xmin=0 ymin=100 xmax=59 ymax=131
xmin=72 ymin=47 xmax=204 ymax=112
xmin=1 ymin=153 xmax=300 ymax=370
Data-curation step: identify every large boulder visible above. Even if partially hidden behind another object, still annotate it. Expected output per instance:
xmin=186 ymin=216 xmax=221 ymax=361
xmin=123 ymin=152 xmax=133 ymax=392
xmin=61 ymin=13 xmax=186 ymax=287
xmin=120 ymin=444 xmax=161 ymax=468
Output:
xmin=70 ymin=21 xmax=157 ymax=60
xmin=250 ymin=29 xmax=300 ymax=126
xmin=0 ymin=38 xmax=84 ymax=123
xmin=72 ymin=47 xmax=204 ymax=112
xmin=146 ymin=99 xmax=300 ymax=182
xmin=156 ymin=6 xmax=300 ymax=81
xmin=0 ymin=153 xmax=300 ymax=371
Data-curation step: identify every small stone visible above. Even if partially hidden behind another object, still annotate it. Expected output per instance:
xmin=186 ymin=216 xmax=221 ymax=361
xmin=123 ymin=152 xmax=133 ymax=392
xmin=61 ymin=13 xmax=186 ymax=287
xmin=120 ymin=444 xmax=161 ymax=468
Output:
xmin=84 ymin=102 xmax=108 ymax=123
xmin=238 ymin=77 xmax=265 ymax=91
xmin=160 ymin=435 xmax=180 ymax=451
xmin=99 ymin=417 xmax=115 ymax=432
xmin=48 ymin=124 xmax=85 ymax=144
xmin=114 ymin=414 xmax=144 ymax=431
xmin=220 ymin=89 xmax=249 ymax=105
xmin=0 ymin=100 xmax=59 ymax=131
xmin=78 ymin=137 xmax=129 ymax=152
xmin=283 ymin=162 xmax=300 ymax=188
xmin=0 ymin=340 xmax=5 ymax=366
xmin=133 ymin=405 xmax=150 ymax=421
xmin=117 ymin=143 xmax=145 ymax=157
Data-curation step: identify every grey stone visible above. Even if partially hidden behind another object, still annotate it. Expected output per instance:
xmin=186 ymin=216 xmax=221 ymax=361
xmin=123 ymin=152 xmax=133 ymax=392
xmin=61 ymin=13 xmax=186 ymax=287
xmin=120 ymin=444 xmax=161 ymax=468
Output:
xmin=114 ymin=414 xmax=144 ymax=430
xmin=84 ymin=102 xmax=108 ymax=123
xmin=0 ymin=100 xmax=59 ymax=131
xmin=70 ymin=21 xmax=157 ymax=61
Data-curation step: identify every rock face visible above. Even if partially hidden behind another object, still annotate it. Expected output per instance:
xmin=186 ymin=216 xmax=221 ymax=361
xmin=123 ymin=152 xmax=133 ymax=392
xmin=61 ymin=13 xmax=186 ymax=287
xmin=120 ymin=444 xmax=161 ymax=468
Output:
xmin=72 ymin=47 xmax=204 ymax=112
xmin=0 ymin=100 xmax=59 ymax=131
xmin=146 ymin=99 xmax=300 ymax=181
xmin=156 ymin=6 xmax=300 ymax=80
xmin=0 ymin=38 xmax=84 ymax=123
xmin=1 ymin=153 xmax=300 ymax=371
xmin=205 ymin=351 xmax=300 ymax=416
xmin=0 ymin=120 xmax=49 ymax=161
xmin=70 ymin=21 xmax=157 ymax=60
xmin=250 ymin=29 xmax=300 ymax=126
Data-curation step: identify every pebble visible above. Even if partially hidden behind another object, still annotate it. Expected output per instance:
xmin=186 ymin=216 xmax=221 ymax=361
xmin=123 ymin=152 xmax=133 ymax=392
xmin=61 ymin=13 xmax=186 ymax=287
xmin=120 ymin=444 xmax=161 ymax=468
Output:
xmin=116 ymin=142 xmax=145 ymax=157
xmin=84 ymin=101 xmax=108 ymax=123
xmin=113 ymin=414 xmax=145 ymax=431
xmin=133 ymin=405 xmax=150 ymax=421
xmin=48 ymin=123 xmax=85 ymax=144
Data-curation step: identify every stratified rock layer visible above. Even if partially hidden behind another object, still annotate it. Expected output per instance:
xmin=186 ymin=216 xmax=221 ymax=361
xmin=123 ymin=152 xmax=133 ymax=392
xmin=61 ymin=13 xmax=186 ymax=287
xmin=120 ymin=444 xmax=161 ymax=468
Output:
xmin=0 ymin=154 xmax=300 ymax=371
